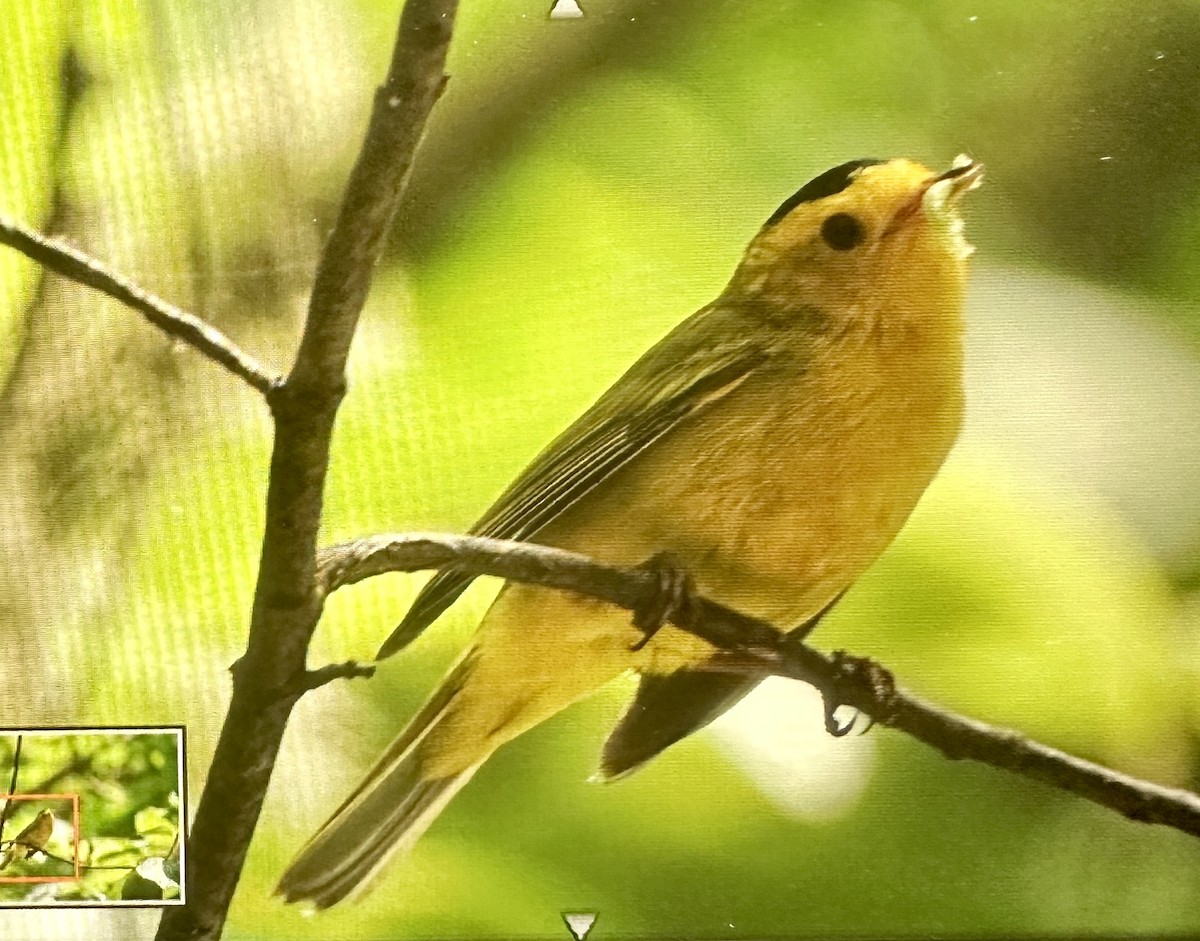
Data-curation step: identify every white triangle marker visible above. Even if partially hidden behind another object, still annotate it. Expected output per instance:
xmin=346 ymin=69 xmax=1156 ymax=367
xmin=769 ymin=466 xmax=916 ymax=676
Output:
xmin=549 ymin=0 xmax=585 ymax=19
xmin=562 ymin=912 xmax=597 ymax=940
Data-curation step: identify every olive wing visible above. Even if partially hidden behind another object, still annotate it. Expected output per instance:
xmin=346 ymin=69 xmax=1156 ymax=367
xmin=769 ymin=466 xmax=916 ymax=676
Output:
xmin=375 ymin=305 xmax=774 ymax=659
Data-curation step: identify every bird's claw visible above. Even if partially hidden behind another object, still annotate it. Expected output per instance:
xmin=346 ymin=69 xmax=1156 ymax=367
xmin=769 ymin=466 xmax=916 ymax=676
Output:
xmin=821 ymin=650 xmax=896 ymax=737
xmin=630 ymin=552 xmax=697 ymax=651
xmin=822 ymin=706 xmax=877 ymax=738
xmin=824 ymin=704 xmax=856 ymax=737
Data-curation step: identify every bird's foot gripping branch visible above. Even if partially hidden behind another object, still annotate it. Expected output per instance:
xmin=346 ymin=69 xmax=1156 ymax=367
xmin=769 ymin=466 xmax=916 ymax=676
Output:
xmin=818 ymin=650 xmax=899 ymax=737
xmin=630 ymin=551 xmax=702 ymax=652
xmin=303 ymin=532 xmax=1200 ymax=850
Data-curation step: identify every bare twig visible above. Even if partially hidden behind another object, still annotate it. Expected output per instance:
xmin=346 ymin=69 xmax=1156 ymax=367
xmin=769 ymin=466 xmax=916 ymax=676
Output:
xmin=0 ymin=215 xmax=278 ymax=394
xmin=316 ymin=532 xmax=1200 ymax=841
xmin=0 ymin=736 xmax=24 ymax=844
xmin=153 ymin=3 xmax=459 ymax=939
xmin=281 ymin=660 xmax=377 ymax=697
xmin=17 ymin=846 xmax=132 ymax=873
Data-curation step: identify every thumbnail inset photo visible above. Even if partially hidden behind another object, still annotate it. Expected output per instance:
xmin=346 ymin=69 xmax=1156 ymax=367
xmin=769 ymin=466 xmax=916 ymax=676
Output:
xmin=0 ymin=727 xmax=184 ymax=907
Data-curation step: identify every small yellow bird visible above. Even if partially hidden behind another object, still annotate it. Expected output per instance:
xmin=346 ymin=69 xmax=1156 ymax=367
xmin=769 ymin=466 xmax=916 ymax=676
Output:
xmin=278 ymin=155 xmax=983 ymax=908
xmin=0 ymin=809 xmax=54 ymax=869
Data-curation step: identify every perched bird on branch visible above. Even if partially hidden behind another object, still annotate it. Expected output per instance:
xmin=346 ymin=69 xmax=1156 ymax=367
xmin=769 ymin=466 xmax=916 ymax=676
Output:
xmin=0 ymin=809 xmax=54 ymax=869
xmin=279 ymin=155 xmax=984 ymax=908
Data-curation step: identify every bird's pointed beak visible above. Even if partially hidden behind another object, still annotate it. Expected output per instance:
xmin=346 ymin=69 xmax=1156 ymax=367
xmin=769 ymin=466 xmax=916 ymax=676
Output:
xmin=926 ymin=155 xmax=985 ymax=204
xmin=884 ymin=155 xmax=984 ymax=236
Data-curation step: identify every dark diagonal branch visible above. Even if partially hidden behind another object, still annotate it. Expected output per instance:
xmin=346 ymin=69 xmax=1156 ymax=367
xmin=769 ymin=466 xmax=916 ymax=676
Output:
xmin=285 ymin=5 xmax=453 ymax=396
xmin=154 ymin=3 xmax=459 ymax=940
xmin=0 ymin=736 xmax=24 ymax=845
xmin=0 ymin=215 xmax=278 ymax=394
xmin=316 ymin=532 xmax=1200 ymax=841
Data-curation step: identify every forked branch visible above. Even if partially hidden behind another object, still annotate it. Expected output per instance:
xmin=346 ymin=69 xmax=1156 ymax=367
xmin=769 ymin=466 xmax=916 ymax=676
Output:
xmin=153 ymin=1 xmax=460 ymax=939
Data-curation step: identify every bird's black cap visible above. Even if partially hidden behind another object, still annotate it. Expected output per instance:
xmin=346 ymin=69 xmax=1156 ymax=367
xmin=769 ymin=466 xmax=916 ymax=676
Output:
xmin=763 ymin=158 xmax=884 ymax=227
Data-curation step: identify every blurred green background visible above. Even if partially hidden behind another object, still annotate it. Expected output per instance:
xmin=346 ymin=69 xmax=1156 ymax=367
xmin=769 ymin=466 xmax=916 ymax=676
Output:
xmin=3 ymin=0 xmax=1200 ymax=938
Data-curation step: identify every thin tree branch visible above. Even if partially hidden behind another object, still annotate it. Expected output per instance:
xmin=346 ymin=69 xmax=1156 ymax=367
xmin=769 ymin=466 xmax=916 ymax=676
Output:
xmin=316 ymin=532 xmax=1200 ymax=841
xmin=0 ymin=215 xmax=278 ymax=394
xmin=154 ymin=3 xmax=459 ymax=939
xmin=280 ymin=660 xmax=377 ymax=697
xmin=16 ymin=846 xmax=132 ymax=873
xmin=0 ymin=736 xmax=24 ymax=844
xmin=285 ymin=9 xmax=454 ymax=401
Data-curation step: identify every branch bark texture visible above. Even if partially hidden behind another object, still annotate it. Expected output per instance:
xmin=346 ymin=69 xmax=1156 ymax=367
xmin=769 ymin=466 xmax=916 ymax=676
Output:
xmin=0 ymin=215 xmax=278 ymax=394
xmin=317 ymin=532 xmax=1200 ymax=842
xmin=154 ymin=2 xmax=459 ymax=939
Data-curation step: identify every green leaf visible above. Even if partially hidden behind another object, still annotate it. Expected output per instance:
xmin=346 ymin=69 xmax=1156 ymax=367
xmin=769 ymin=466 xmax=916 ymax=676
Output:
xmin=120 ymin=870 xmax=163 ymax=901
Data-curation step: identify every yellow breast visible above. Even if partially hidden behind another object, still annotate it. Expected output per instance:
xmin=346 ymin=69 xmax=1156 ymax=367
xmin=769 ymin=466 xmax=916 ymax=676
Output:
xmin=547 ymin=263 xmax=965 ymax=637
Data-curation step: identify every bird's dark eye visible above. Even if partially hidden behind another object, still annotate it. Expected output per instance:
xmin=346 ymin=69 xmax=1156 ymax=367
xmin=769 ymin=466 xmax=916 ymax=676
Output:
xmin=821 ymin=213 xmax=865 ymax=251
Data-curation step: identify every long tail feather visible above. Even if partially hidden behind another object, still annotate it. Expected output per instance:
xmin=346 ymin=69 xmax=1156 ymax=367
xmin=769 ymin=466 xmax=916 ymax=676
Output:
xmin=277 ymin=656 xmax=479 ymax=909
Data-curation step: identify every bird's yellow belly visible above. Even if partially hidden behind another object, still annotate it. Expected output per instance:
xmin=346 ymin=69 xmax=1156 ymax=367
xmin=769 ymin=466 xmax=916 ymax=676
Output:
xmin=545 ymin=359 xmax=962 ymax=634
